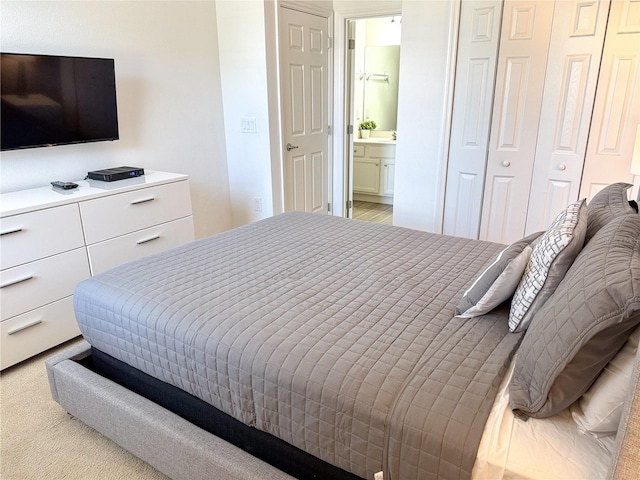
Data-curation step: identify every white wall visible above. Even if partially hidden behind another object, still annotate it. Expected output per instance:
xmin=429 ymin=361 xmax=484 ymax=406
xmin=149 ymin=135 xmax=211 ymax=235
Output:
xmin=0 ymin=1 xmax=232 ymax=239
xmin=392 ymin=0 xmax=458 ymax=233
xmin=0 ymin=0 xmax=464 ymax=236
xmin=215 ymin=0 xmax=274 ymax=227
xmin=364 ymin=16 xmax=402 ymax=46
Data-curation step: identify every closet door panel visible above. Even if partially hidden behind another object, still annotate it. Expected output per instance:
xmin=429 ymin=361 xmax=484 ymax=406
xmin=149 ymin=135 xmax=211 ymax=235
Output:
xmin=444 ymin=0 xmax=503 ymax=239
xmin=496 ymin=58 xmax=529 ymax=149
xmin=525 ymin=0 xmax=610 ymax=234
xmin=484 ymin=175 xmax=518 ymax=242
xmin=580 ymin=0 xmax=640 ymax=200
xmin=480 ymin=0 xmax=554 ymax=244
xmin=538 ymin=180 xmax=573 ymax=228
xmin=448 ymin=173 xmax=480 ymax=237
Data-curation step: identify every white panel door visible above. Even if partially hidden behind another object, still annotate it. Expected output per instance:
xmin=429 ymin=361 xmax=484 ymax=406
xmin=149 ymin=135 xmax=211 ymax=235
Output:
xmin=580 ymin=0 xmax=640 ymax=201
xmin=279 ymin=7 xmax=330 ymax=214
xmin=479 ymin=0 xmax=555 ymax=244
xmin=525 ymin=0 xmax=610 ymax=234
xmin=444 ymin=0 xmax=503 ymax=239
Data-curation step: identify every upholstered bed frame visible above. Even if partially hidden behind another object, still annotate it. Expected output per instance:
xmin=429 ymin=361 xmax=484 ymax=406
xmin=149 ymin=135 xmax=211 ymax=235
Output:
xmin=609 ymin=340 xmax=640 ymax=479
xmin=45 ymin=337 xmax=639 ymax=480
xmin=47 ymin=280 xmax=640 ymax=480
xmin=46 ymin=340 xmax=295 ymax=480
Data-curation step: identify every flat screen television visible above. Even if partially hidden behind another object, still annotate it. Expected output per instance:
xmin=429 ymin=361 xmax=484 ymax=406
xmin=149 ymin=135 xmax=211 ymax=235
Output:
xmin=1 ymin=53 xmax=119 ymax=151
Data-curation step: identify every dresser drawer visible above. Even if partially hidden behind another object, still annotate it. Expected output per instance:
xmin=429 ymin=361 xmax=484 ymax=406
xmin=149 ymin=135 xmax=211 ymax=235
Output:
xmin=1 ymin=297 xmax=80 ymax=370
xmin=80 ymin=180 xmax=192 ymax=244
xmin=0 ymin=248 xmax=90 ymax=321
xmin=87 ymin=216 xmax=195 ymax=275
xmin=0 ymin=204 xmax=84 ymax=270
xmin=353 ymin=144 xmax=365 ymax=157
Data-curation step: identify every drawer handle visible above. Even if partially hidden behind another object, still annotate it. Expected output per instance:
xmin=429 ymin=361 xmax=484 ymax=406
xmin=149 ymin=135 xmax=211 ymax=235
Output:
xmin=130 ymin=197 xmax=155 ymax=205
xmin=8 ymin=319 xmax=42 ymax=335
xmin=1 ymin=227 xmax=23 ymax=236
xmin=137 ymin=235 xmax=160 ymax=245
xmin=1 ymin=275 xmax=34 ymax=288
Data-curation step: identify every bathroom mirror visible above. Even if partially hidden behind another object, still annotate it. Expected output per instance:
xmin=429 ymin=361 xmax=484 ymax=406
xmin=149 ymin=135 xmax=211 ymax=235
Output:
xmin=360 ymin=45 xmax=400 ymax=131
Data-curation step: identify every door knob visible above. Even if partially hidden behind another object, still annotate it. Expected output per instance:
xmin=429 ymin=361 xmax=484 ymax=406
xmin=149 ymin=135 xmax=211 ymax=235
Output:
xmin=286 ymin=143 xmax=299 ymax=151
xmin=558 ymin=163 xmax=567 ymax=171
xmin=502 ymin=160 xmax=511 ymax=167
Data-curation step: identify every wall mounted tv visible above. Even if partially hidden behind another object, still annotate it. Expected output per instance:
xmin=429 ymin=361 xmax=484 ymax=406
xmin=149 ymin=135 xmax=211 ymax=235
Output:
xmin=1 ymin=53 xmax=119 ymax=151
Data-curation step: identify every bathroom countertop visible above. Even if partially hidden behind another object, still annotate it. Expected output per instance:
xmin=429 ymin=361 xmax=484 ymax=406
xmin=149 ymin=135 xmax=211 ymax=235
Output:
xmin=354 ymin=137 xmax=396 ymax=145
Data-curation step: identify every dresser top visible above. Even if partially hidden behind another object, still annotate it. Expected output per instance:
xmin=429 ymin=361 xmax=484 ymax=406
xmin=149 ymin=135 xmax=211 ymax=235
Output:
xmin=1 ymin=171 xmax=189 ymax=217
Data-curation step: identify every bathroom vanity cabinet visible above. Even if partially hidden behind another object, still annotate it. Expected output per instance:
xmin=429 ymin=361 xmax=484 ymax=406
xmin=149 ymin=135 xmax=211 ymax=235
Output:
xmin=353 ymin=140 xmax=396 ymax=202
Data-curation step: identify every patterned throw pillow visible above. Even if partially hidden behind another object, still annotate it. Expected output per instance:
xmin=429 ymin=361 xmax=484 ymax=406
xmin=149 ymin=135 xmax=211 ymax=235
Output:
xmin=508 ymin=199 xmax=586 ymax=332
xmin=455 ymin=232 xmax=541 ymax=319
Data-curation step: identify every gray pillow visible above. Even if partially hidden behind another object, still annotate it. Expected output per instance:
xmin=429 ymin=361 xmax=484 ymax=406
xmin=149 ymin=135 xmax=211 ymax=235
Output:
xmin=585 ymin=182 xmax=635 ymax=243
xmin=455 ymin=232 xmax=542 ymax=318
xmin=509 ymin=200 xmax=587 ymax=332
xmin=509 ymin=213 xmax=640 ymax=419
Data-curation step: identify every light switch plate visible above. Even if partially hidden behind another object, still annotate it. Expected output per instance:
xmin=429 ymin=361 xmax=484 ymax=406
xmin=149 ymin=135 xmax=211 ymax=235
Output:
xmin=241 ymin=117 xmax=257 ymax=133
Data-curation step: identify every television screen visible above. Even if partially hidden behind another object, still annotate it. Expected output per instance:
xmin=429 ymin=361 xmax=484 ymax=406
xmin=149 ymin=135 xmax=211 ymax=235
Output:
xmin=1 ymin=53 xmax=119 ymax=151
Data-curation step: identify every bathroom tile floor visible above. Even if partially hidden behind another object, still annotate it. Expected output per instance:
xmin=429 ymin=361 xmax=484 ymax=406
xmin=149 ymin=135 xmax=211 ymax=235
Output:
xmin=352 ymin=201 xmax=393 ymax=225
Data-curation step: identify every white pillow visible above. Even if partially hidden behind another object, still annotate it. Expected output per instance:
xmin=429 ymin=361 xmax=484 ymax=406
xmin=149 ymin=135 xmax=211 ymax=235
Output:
xmin=571 ymin=326 xmax=640 ymax=437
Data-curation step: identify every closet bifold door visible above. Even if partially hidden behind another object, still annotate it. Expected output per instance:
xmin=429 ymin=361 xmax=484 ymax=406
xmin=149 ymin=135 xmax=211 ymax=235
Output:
xmin=525 ymin=0 xmax=610 ymax=234
xmin=443 ymin=0 xmax=503 ymax=239
xmin=579 ymin=0 xmax=640 ymax=200
xmin=479 ymin=0 xmax=555 ymax=244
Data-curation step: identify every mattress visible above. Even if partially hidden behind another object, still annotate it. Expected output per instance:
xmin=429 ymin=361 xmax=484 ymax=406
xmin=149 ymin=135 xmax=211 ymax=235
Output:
xmin=73 ymin=212 xmax=523 ymax=479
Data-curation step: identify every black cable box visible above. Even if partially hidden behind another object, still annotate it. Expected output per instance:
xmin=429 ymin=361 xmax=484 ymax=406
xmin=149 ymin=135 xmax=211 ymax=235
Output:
xmin=87 ymin=166 xmax=145 ymax=182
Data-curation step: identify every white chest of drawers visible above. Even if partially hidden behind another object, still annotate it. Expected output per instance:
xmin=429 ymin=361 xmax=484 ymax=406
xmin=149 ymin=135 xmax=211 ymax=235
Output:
xmin=0 ymin=171 xmax=195 ymax=369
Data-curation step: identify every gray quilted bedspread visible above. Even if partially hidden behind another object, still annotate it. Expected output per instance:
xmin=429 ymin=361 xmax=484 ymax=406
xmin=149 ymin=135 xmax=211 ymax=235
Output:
xmin=74 ymin=212 xmax=521 ymax=480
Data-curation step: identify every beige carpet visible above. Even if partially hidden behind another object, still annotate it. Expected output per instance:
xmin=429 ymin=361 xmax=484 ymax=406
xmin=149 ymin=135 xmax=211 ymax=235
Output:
xmin=0 ymin=337 xmax=167 ymax=480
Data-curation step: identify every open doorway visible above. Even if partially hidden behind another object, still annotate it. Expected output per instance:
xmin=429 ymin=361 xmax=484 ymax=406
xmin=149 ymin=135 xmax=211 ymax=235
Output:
xmin=346 ymin=16 xmax=401 ymax=225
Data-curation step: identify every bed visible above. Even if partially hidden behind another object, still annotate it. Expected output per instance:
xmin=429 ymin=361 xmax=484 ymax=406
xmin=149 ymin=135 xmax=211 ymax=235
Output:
xmin=46 ymin=183 xmax=640 ymax=480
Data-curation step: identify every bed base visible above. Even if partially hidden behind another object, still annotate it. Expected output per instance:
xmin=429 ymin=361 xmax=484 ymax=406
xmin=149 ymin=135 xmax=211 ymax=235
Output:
xmin=46 ymin=340 xmax=640 ymax=480
xmin=46 ymin=341 xmax=295 ymax=480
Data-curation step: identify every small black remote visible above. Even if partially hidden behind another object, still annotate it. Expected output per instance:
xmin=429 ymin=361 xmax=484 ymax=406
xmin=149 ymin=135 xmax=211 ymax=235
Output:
xmin=51 ymin=181 xmax=79 ymax=190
